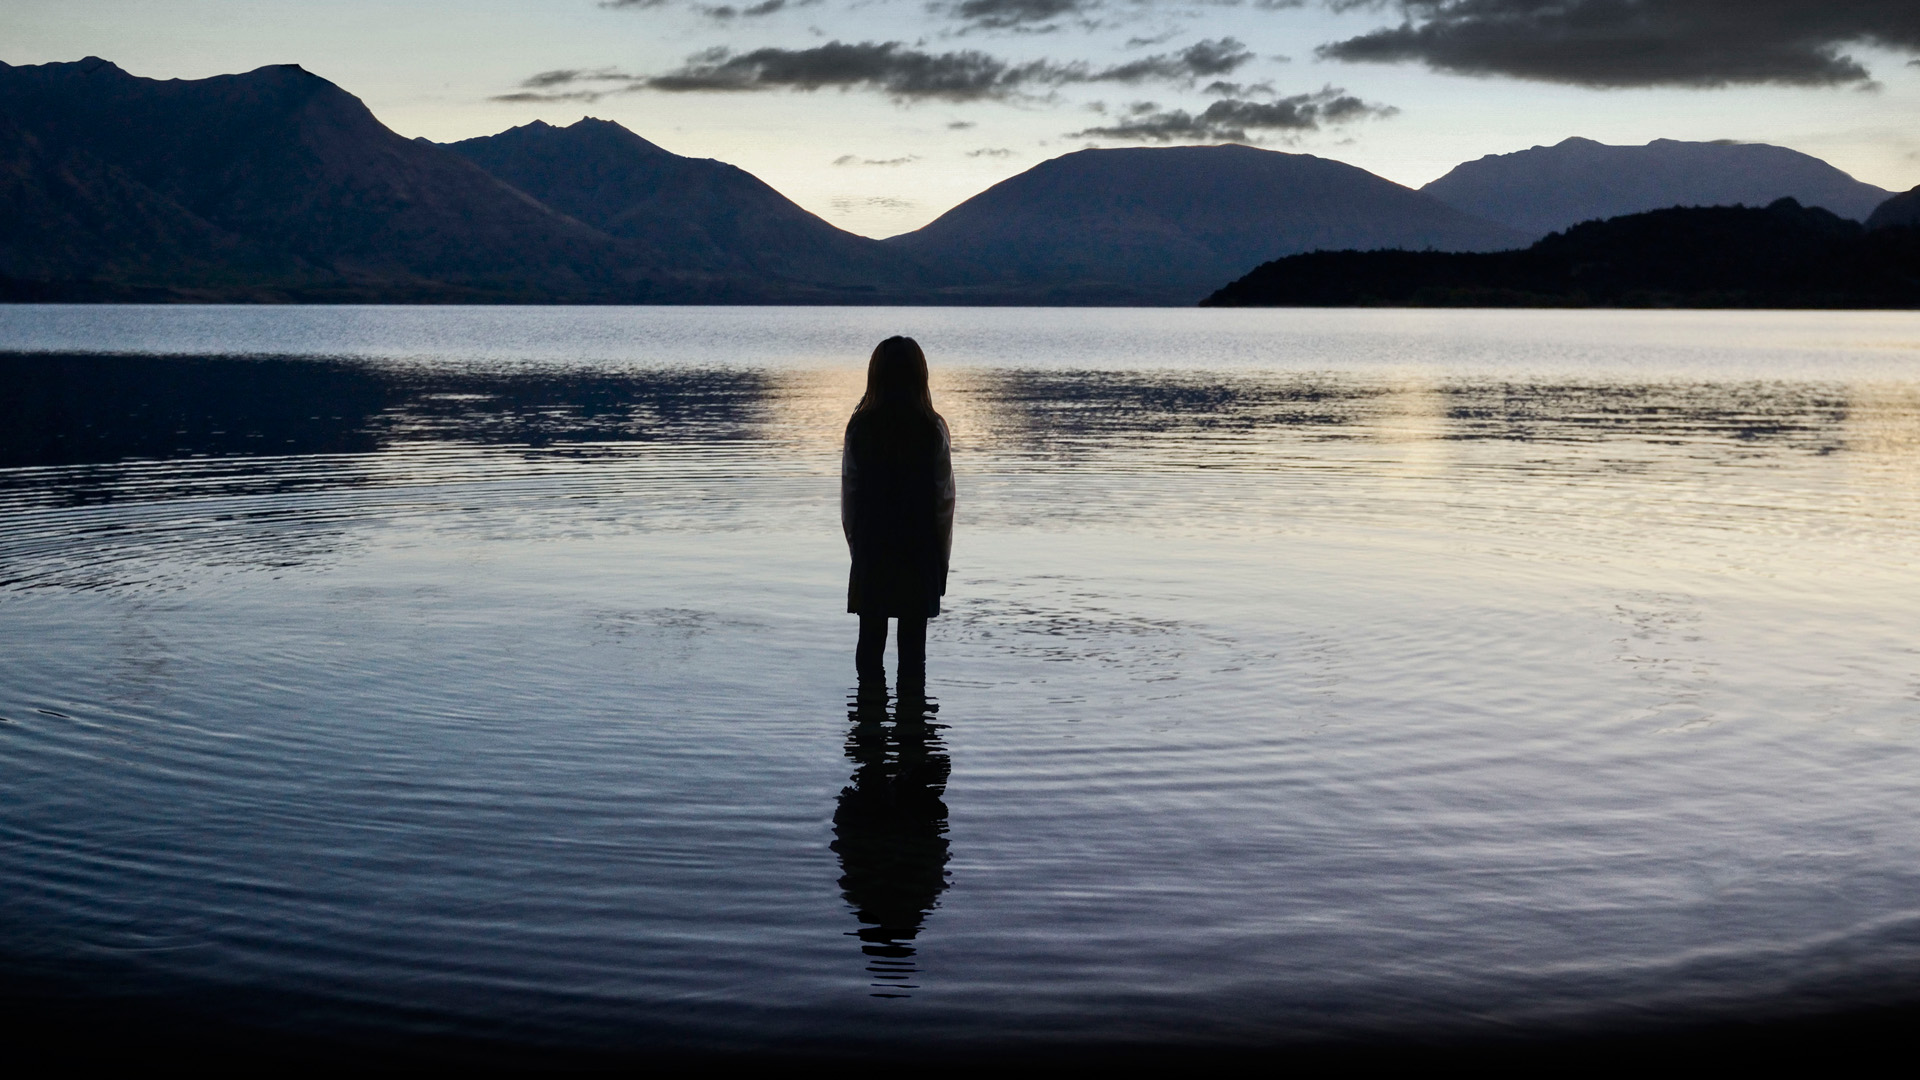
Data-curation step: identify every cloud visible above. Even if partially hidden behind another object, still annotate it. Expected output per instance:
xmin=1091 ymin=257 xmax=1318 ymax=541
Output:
xmin=948 ymin=0 xmax=1094 ymax=30
xmin=629 ymin=37 xmax=1254 ymax=100
xmin=1317 ymin=0 xmax=1920 ymax=88
xmin=603 ymin=0 xmax=815 ymax=17
xmin=947 ymin=120 xmax=979 ymax=128
xmin=521 ymin=69 xmax=601 ymax=88
xmin=643 ymin=41 xmax=1034 ymax=98
xmin=490 ymin=68 xmax=641 ymax=102
xmin=834 ymin=153 xmax=922 ymax=164
xmin=942 ymin=0 xmax=1299 ymax=32
xmin=1069 ymin=87 xmax=1396 ymax=140
xmin=1202 ymin=79 xmax=1275 ymax=96
xmin=967 ymin=146 xmax=1019 ymax=156
xmin=1097 ymin=37 xmax=1254 ymax=79
xmin=830 ymin=195 xmax=917 ymax=212
xmin=1126 ymin=30 xmax=1182 ymax=48
xmin=698 ymin=0 xmax=816 ymax=18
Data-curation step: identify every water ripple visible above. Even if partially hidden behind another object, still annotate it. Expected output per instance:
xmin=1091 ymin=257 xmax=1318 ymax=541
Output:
xmin=3 ymin=310 xmax=1920 ymax=1052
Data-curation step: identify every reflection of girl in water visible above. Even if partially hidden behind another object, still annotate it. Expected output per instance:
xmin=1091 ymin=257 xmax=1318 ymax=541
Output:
xmin=833 ymin=704 xmax=951 ymax=995
xmin=842 ymin=336 xmax=956 ymax=698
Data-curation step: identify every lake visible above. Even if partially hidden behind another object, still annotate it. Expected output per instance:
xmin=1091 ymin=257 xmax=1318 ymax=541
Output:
xmin=3 ymin=304 xmax=1919 ymax=1057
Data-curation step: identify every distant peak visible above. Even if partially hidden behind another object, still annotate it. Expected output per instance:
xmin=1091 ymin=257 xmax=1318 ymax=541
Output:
xmin=1060 ymin=142 xmax=1283 ymax=159
xmin=73 ymin=56 xmax=128 ymax=76
xmin=1556 ymin=136 xmax=1603 ymax=148
xmin=567 ymin=117 xmax=655 ymax=140
xmin=236 ymin=62 xmax=329 ymax=87
xmin=452 ymin=115 xmax=676 ymax=159
xmin=566 ymin=117 xmax=672 ymax=154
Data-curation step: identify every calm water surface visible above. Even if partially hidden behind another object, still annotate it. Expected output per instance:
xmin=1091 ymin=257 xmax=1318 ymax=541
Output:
xmin=3 ymin=305 xmax=1919 ymax=1053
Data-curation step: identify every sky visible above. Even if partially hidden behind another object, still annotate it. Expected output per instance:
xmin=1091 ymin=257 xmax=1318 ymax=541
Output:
xmin=8 ymin=1 xmax=1920 ymax=237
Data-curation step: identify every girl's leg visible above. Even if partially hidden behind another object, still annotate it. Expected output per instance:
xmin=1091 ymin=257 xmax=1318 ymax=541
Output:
xmin=856 ymin=614 xmax=889 ymax=683
xmin=895 ymin=616 xmax=927 ymax=691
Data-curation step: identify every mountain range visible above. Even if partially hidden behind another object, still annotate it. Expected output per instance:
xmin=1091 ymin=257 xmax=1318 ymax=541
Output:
xmin=0 ymin=57 xmax=665 ymax=302
xmin=1421 ymin=137 xmax=1893 ymax=240
xmin=445 ymin=118 xmax=946 ymax=297
xmin=883 ymin=145 xmax=1524 ymax=303
xmin=3 ymin=57 xmax=1916 ymax=306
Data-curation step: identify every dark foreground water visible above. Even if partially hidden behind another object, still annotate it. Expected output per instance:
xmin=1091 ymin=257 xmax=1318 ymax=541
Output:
xmin=3 ymin=306 xmax=1920 ymax=1057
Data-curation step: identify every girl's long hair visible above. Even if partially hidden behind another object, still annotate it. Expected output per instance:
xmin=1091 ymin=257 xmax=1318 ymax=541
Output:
xmin=853 ymin=336 xmax=940 ymax=420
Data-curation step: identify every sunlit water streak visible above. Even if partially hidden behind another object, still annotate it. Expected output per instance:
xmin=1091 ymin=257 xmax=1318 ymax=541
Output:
xmin=2 ymin=306 xmax=1919 ymax=1052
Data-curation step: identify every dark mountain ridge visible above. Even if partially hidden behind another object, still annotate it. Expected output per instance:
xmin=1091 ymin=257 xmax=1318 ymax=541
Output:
xmin=446 ymin=119 xmax=948 ymax=293
xmin=1423 ymin=137 xmax=1891 ymax=240
xmin=1202 ymin=199 xmax=1920 ymax=308
xmin=885 ymin=144 xmax=1526 ymax=305
xmin=9 ymin=57 xmax=1917 ymax=307
xmin=1867 ymin=186 xmax=1920 ymax=231
xmin=0 ymin=58 xmax=955 ymax=302
xmin=0 ymin=56 xmax=673 ymax=301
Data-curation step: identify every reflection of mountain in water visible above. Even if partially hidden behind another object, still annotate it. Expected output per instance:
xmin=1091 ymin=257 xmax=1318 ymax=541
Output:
xmin=0 ymin=353 xmax=777 ymax=471
xmin=3 ymin=352 xmax=1865 ymax=475
xmin=832 ymin=694 xmax=951 ymax=997
xmin=0 ymin=352 xmax=1876 ymax=591
xmin=0 ymin=353 xmax=785 ymax=589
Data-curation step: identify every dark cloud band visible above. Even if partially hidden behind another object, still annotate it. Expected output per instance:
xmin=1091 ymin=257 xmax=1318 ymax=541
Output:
xmin=500 ymin=37 xmax=1254 ymax=102
xmin=1071 ymin=88 xmax=1395 ymax=140
xmin=1318 ymin=0 xmax=1920 ymax=87
xmin=951 ymin=0 xmax=1093 ymax=31
xmin=942 ymin=0 xmax=1306 ymax=32
xmin=644 ymin=41 xmax=1030 ymax=98
xmin=704 ymin=0 xmax=773 ymax=16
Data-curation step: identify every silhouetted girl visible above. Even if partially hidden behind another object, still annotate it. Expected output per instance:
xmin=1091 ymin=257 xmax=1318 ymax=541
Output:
xmin=843 ymin=336 xmax=955 ymax=697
